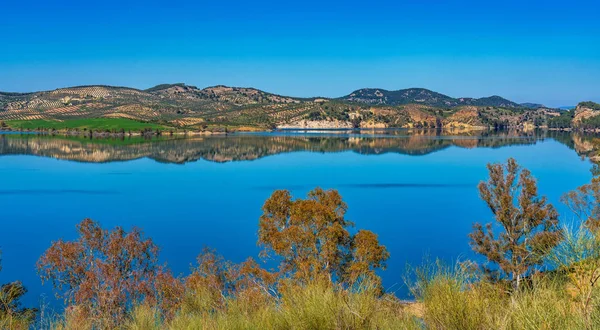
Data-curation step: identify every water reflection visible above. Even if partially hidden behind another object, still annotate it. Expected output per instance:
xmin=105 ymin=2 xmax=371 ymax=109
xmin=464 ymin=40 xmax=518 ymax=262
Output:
xmin=0 ymin=129 xmax=598 ymax=164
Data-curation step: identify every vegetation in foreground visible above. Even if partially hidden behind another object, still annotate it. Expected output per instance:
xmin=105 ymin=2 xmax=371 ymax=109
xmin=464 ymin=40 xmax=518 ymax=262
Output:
xmin=0 ymin=252 xmax=37 ymax=329
xmin=1 ymin=159 xmax=600 ymax=329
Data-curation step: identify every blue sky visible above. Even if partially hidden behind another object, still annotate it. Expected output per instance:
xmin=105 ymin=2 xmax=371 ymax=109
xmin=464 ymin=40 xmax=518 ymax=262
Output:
xmin=1 ymin=0 xmax=599 ymax=106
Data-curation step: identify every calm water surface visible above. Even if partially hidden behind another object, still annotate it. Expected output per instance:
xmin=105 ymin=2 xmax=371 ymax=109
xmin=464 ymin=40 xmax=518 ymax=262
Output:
xmin=0 ymin=130 xmax=597 ymax=307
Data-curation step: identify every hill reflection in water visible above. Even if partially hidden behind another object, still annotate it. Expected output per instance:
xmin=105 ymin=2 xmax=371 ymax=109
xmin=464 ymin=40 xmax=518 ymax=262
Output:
xmin=0 ymin=129 xmax=599 ymax=164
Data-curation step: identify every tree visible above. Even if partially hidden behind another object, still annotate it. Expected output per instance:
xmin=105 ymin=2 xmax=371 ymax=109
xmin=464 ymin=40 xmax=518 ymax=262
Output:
xmin=184 ymin=248 xmax=277 ymax=314
xmin=562 ymin=173 xmax=600 ymax=232
xmin=351 ymin=116 xmax=362 ymax=129
xmin=258 ymin=188 xmax=389 ymax=287
xmin=0 ymin=250 xmax=37 ymax=329
xmin=469 ymin=158 xmax=562 ymax=290
xmin=37 ymin=219 xmax=183 ymax=327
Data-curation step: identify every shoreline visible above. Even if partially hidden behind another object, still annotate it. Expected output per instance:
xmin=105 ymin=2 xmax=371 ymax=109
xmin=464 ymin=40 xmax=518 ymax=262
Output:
xmin=0 ymin=125 xmax=596 ymax=138
xmin=0 ymin=128 xmax=229 ymax=138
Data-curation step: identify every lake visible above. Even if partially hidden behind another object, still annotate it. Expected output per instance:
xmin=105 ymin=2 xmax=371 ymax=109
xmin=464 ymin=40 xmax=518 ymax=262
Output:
xmin=0 ymin=129 xmax=598 ymax=308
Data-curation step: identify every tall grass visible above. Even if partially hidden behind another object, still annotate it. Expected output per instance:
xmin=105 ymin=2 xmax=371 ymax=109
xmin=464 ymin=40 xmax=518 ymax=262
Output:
xmin=45 ymin=257 xmax=600 ymax=329
xmin=34 ymin=257 xmax=600 ymax=329
xmin=0 ymin=316 xmax=32 ymax=330
xmin=407 ymin=260 xmax=507 ymax=329
xmin=123 ymin=280 xmax=421 ymax=330
xmin=28 ymin=177 xmax=600 ymax=329
xmin=403 ymin=227 xmax=600 ymax=330
xmin=31 ymin=225 xmax=600 ymax=330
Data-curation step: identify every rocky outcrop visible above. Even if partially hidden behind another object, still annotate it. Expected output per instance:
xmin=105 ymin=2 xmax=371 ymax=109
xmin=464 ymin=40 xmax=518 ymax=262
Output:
xmin=573 ymin=102 xmax=600 ymax=126
xmin=359 ymin=121 xmax=388 ymax=129
xmin=402 ymin=105 xmax=441 ymax=128
xmin=443 ymin=107 xmax=485 ymax=128
xmin=277 ymin=120 xmax=353 ymax=129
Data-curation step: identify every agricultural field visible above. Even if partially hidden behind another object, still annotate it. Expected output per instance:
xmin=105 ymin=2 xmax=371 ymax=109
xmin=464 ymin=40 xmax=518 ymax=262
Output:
xmin=3 ymin=118 xmax=169 ymax=131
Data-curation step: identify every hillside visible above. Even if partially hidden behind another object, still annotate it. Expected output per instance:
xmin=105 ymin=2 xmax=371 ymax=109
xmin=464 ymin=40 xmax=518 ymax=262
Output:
xmin=520 ymin=102 xmax=546 ymax=109
xmin=549 ymin=101 xmax=600 ymax=129
xmin=0 ymin=84 xmax=306 ymax=130
xmin=573 ymin=101 xmax=600 ymax=128
xmin=338 ymin=88 xmax=521 ymax=108
xmin=0 ymin=84 xmax=575 ymax=131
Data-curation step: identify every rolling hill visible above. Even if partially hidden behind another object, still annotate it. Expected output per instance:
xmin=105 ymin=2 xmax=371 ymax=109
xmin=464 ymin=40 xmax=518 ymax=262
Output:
xmin=0 ymin=84 xmax=578 ymax=132
xmin=338 ymin=88 xmax=522 ymax=108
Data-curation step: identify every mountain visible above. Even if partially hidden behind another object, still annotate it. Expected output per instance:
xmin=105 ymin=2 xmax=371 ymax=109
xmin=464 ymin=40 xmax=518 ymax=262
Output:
xmin=0 ymin=84 xmax=565 ymax=131
xmin=339 ymin=88 xmax=456 ymax=107
xmin=339 ymin=88 xmax=522 ymax=108
xmin=464 ymin=95 xmax=521 ymax=108
xmin=520 ymin=103 xmax=546 ymax=109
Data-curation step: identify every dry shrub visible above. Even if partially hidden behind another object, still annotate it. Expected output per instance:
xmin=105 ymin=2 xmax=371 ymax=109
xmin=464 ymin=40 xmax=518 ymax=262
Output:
xmin=38 ymin=219 xmax=183 ymax=328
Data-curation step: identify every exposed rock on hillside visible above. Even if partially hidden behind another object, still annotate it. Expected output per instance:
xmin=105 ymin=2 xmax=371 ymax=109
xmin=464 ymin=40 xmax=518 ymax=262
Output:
xmin=573 ymin=102 xmax=600 ymax=126
xmin=277 ymin=119 xmax=353 ymax=129
xmin=443 ymin=107 xmax=484 ymax=128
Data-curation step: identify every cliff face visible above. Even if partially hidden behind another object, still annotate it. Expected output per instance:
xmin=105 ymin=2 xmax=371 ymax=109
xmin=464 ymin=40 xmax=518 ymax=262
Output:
xmin=443 ymin=107 xmax=484 ymax=128
xmin=277 ymin=120 xmax=354 ymax=129
xmin=573 ymin=102 xmax=600 ymax=126
xmin=401 ymin=105 xmax=441 ymax=128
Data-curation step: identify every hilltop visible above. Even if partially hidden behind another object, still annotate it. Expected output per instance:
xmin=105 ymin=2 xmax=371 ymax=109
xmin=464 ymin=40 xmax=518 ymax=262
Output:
xmin=0 ymin=84 xmax=589 ymax=132
xmin=339 ymin=87 xmax=522 ymax=108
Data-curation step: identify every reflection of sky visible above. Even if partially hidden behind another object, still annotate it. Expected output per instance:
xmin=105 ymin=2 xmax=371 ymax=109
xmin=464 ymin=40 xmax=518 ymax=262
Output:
xmin=0 ymin=138 xmax=594 ymax=309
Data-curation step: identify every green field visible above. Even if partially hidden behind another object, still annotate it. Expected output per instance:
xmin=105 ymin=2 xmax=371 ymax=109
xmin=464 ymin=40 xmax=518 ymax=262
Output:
xmin=4 ymin=118 xmax=170 ymax=131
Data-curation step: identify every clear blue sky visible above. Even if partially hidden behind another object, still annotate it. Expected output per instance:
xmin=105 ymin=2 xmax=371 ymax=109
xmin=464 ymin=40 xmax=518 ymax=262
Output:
xmin=1 ymin=0 xmax=599 ymax=106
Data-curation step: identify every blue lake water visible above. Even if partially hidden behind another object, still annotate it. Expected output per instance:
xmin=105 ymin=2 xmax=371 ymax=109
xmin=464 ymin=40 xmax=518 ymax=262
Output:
xmin=0 ymin=130 xmax=597 ymax=308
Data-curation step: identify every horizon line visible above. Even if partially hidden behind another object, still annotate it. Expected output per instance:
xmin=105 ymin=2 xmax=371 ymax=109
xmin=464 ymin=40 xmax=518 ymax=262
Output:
xmin=1 ymin=82 xmax=584 ymax=107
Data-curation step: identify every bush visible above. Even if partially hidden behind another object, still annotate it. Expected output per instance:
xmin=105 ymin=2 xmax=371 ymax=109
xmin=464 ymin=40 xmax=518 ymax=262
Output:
xmin=0 ymin=250 xmax=37 ymax=329
xmin=579 ymin=101 xmax=600 ymax=111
